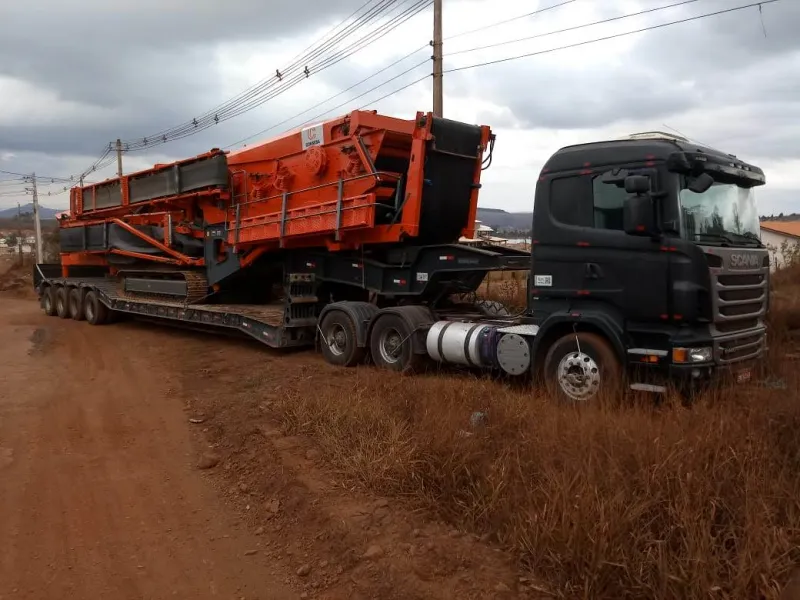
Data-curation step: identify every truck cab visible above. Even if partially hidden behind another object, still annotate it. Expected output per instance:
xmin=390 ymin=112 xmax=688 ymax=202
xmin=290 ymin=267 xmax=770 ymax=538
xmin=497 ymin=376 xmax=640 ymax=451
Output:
xmin=529 ymin=132 xmax=768 ymax=399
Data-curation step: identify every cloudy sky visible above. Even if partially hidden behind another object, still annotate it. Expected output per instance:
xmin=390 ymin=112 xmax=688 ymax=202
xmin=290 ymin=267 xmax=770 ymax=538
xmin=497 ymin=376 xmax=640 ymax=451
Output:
xmin=0 ymin=0 xmax=798 ymax=216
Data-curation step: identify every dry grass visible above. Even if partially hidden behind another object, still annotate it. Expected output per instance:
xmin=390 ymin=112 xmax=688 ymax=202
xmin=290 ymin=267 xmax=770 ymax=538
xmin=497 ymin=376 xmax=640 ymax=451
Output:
xmin=268 ymin=264 xmax=800 ymax=599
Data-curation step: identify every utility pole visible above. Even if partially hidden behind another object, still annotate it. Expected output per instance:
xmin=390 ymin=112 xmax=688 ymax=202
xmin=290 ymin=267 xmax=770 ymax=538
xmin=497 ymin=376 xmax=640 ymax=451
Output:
xmin=116 ymin=138 xmax=124 ymax=178
xmin=432 ymin=0 xmax=443 ymax=117
xmin=16 ymin=202 xmax=22 ymax=264
xmin=30 ymin=173 xmax=43 ymax=263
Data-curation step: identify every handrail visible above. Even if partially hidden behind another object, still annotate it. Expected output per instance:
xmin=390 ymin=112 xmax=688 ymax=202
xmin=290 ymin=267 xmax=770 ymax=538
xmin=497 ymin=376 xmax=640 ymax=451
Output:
xmin=229 ymin=170 xmax=401 ymax=210
xmin=233 ymin=199 xmax=383 ymax=231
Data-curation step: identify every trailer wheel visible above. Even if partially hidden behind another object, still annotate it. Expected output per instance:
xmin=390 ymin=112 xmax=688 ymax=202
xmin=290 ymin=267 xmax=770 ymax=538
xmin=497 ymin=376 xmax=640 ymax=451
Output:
xmin=370 ymin=314 xmax=425 ymax=373
xmin=543 ymin=332 xmax=621 ymax=403
xmin=319 ymin=311 xmax=365 ymax=367
xmin=84 ymin=290 xmax=109 ymax=325
xmin=55 ymin=286 xmax=70 ymax=319
xmin=68 ymin=288 xmax=85 ymax=321
xmin=42 ymin=287 xmax=57 ymax=316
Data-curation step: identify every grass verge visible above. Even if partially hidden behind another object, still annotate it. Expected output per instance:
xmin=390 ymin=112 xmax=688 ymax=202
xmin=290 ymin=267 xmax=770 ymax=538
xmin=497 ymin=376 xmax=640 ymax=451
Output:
xmin=269 ymin=265 xmax=800 ymax=599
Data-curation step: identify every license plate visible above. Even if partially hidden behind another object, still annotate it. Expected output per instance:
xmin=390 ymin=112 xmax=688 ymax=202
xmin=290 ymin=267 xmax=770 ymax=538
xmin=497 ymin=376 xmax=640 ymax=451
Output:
xmin=735 ymin=368 xmax=752 ymax=384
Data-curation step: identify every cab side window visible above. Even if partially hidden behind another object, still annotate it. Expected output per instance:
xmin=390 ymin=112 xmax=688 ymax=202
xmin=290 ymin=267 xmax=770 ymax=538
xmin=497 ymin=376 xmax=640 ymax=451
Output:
xmin=549 ymin=176 xmax=592 ymax=228
xmin=592 ymin=176 xmax=629 ymax=231
xmin=550 ymin=169 xmax=651 ymax=231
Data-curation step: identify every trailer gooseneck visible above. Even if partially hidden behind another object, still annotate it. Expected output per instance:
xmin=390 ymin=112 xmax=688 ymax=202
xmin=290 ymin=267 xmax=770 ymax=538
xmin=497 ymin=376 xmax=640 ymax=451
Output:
xmin=33 ymin=111 xmax=769 ymax=401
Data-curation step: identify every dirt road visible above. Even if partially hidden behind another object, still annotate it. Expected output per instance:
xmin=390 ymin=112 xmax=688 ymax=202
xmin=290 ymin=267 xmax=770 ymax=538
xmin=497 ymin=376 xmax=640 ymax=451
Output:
xmin=0 ymin=296 xmax=522 ymax=600
xmin=0 ymin=298 xmax=299 ymax=599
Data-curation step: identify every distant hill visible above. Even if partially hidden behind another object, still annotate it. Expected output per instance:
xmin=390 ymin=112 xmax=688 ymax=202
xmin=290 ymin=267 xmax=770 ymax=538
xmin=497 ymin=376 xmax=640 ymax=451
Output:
xmin=0 ymin=203 xmax=61 ymax=219
xmin=476 ymin=207 xmax=532 ymax=232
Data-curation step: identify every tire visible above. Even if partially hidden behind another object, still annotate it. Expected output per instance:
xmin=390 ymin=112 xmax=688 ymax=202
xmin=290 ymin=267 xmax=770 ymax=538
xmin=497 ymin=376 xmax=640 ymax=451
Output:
xmin=474 ymin=300 xmax=511 ymax=317
xmin=55 ymin=286 xmax=70 ymax=319
xmin=42 ymin=287 xmax=57 ymax=316
xmin=369 ymin=314 xmax=426 ymax=373
xmin=68 ymin=287 xmax=85 ymax=321
xmin=319 ymin=311 xmax=365 ymax=367
xmin=84 ymin=290 xmax=110 ymax=325
xmin=542 ymin=332 xmax=622 ymax=403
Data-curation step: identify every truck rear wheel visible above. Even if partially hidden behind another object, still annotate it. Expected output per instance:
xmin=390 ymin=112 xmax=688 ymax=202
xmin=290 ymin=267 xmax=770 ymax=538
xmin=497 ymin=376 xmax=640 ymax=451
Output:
xmin=68 ymin=288 xmax=85 ymax=321
xmin=84 ymin=290 xmax=109 ymax=325
xmin=55 ymin=286 xmax=70 ymax=319
xmin=319 ymin=311 xmax=365 ymax=367
xmin=42 ymin=287 xmax=57 ymax=316
xmin=543 ymin=332 xmax=621 ymax=403
xmin=370 ymin=314 xmax=425 ymax=373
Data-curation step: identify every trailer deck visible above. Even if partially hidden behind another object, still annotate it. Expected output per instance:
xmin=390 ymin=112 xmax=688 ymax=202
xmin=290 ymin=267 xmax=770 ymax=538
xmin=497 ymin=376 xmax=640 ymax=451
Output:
xmin=35 ymin=273 xmax=309 ymax=348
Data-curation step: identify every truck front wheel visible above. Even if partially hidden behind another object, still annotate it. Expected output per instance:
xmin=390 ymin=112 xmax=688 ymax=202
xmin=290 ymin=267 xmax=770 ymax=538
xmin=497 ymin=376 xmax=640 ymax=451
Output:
xmin=543 ymin=332 xmax=622 ymax=403
xmin=319 ymin=311 xmax=365 ymax=367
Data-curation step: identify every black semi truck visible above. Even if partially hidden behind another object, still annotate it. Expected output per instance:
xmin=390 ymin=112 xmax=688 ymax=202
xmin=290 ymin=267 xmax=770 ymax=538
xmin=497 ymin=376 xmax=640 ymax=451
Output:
xmin=33 ymin=130 xmax=768 ymax=402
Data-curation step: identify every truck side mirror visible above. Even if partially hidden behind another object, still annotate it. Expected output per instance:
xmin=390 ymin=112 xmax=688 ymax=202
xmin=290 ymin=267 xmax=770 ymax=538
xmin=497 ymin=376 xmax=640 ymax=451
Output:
xmin=687 ymin=172 xmax=714 ymax=194
xmin=623 ymin=175 xmax=657 ymax=237
xmin=624 ymin=175 xmax=650 ymax=194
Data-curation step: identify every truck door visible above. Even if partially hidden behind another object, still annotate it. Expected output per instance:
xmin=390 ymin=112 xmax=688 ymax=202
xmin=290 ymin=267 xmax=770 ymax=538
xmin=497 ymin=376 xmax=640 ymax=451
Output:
xmin=534 ymin=167 xmax=669 ymax=323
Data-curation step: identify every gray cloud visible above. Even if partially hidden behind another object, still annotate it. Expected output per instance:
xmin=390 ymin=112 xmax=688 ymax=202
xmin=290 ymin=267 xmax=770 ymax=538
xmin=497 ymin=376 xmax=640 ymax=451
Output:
xmin=0 ymin=0 xmax=798 ymax=215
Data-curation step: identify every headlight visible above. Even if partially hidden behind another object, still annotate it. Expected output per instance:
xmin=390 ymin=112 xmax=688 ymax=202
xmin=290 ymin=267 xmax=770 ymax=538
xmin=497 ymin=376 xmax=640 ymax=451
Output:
xmin=672 ymin=347 xmax=713 ymax=363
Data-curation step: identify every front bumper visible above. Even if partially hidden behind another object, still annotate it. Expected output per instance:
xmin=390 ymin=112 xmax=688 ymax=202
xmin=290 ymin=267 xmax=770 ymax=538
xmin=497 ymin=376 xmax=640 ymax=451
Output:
xmin=628 ymin=327 xmax=766 ymax=392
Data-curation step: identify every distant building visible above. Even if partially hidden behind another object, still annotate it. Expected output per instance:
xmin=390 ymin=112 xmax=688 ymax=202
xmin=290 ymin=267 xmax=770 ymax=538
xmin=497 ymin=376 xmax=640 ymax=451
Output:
xmin=760 ymin=221 xmax=800 ymax=270
xmin=459 ymin=220 xmax=509 ymax=247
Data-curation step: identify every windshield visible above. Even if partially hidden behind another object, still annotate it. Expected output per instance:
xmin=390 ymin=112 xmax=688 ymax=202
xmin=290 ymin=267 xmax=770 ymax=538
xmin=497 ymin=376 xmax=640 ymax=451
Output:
xmin=679 ymin=180 xmax=761 ymax=245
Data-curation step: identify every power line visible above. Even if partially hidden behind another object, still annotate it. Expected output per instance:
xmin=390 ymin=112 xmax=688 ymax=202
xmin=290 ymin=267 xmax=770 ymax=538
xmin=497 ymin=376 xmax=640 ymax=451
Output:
xmin=230 ymin=0 xmax=772 ymax=153
xmin=124 ymin=0 xmax=396 ymax=146
xmin=129 ymin=0 xmax=431 ymax=148
xmin=7 ymin=1 xmax=429 ymax=184
xmin=448 ymin=0 xmax=703 ymax=57
xmin=446 ymin=0 xmax=577 ymax=40
xmin=444 ymin=0 xmax=780 ymax=73
xmin=225 ymin=44 xmax=429 ymax=148
xmin=356 ymin=74 xmax=429 ymax=110
xmin=297 ymin=66 xmax=429 ymax=127
xmin=151 ymin=0 xmax=432 ymax=147
xmin=121 ymin=0 xmax=431 ymax=151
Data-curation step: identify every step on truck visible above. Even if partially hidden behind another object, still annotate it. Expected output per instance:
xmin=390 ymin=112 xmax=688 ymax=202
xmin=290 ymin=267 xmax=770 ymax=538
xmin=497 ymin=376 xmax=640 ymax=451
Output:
xmin=33 ymin=110 xmax=769 ymax=401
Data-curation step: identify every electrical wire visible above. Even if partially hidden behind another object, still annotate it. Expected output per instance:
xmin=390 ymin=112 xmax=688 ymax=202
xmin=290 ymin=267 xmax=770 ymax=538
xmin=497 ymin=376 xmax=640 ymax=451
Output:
xmin=443 ymin=0 xmax=780 ymax=73
xmin=445 ymin=0 xmax=577 ymax=40
xmin=124 ymin=0 xmax=431 ymax=149
xmin=18 ymin=0 xmax=428 ymax=180
xmin=120 ymin=0 xmax=431 ymax=151
xmin=143 ymin=0 xmax=432 ymax=147
xmin=121 ymin=0 xmax=398 ymax=146
xmin=12 ymin=0 xmax=775 ymax=189
xmin=225 ymin=60 xmax=429 ymax=150
xmin=225 ymin=44 xmax=429 ymax=148
xmin=298 ymin=69 xmax=429 ymax=127
xmin=447 ymin=0 xmax=703 ymax=57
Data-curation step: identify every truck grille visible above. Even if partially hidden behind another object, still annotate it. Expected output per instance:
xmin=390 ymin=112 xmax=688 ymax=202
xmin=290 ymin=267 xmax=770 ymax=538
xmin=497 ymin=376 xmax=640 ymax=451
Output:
xmin=707 ymin=251 xmax=768 ymax=365
xmin=713 ymin=272 xmax=766 ymax=333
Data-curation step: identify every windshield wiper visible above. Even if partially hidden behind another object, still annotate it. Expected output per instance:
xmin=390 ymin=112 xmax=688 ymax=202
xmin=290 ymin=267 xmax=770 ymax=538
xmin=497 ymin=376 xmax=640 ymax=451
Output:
xmin=693 ymin=232 xmax=762 ymax=247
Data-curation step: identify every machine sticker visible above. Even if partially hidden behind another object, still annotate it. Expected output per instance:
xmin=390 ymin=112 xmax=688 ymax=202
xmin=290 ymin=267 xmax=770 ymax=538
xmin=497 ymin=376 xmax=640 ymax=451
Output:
xmin=534 ymin=274 xmax=552 ymax=287
xmin=301 ymin=124 xmax=325 ymax=149
xmin=416 ymin=272 xmax=428 ymax=282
